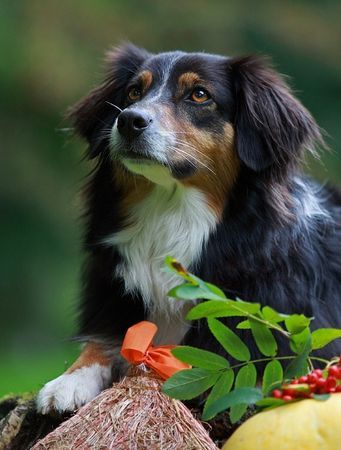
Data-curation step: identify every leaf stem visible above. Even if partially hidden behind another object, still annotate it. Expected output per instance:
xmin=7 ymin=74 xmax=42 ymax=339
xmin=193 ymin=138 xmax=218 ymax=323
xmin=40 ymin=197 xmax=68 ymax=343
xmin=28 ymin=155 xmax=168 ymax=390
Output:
xmin=229 ymin=355 xmax=329 ymax=371
xmin=309 ymin=356 xmax=330 ymax=365
xmin=244 ymin=312 xmax=291 ymax=338
xmin=308 ymin=357 xmax=314 ymax=371
xmin=229 ymin=305 xmax=290 ymax=339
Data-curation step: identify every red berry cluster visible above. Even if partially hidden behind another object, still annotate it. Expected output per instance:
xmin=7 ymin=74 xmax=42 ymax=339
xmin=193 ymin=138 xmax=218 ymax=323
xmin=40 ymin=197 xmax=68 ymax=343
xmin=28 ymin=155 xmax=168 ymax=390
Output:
xmin=272 ymin=357 xmax=341 ymax=402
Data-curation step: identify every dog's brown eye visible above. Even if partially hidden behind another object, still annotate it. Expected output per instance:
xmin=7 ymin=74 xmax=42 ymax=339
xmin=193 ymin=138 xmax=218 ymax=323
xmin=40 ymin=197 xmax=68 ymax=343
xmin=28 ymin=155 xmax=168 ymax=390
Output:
xmin=190 ymin=87 xmax=210 ymax=103
xmin=127 ymin=87 xmax=142 ymax=102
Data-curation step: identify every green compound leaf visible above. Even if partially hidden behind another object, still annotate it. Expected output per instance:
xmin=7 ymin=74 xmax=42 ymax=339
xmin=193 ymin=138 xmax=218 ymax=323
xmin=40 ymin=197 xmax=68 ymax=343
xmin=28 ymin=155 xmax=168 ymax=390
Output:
xmin=186 ymin=301 xmax=236 ymax=320
xmin=165 ymin=258 xmax=228 ymax=301
xmin=235 ymin=298 xmax=261 ymax=313
xmin=202 ymin=387 xmax=263 ymax=420
xmin=262 ymin=306 xmax=287 ymax=323
xmin=249 ymin=319 xmax=278 ymax=357
xmin=262 ymin=359 xmax=283 ymax=395
xmin=284 ymin=335 xmax=312 ymax=379
xmin=285 ymin=314 xmax=311 ymax=335
xmin=168 ymin=283 xmax=222 ymax=301
xmin=172 ymin=346 xmax=229 ymax=370
xmin=162 ymin=368 xmax=221 ymax=400
xmin=203 ymin=369 xmax=235 ymax=419
xmin=203 ymin=282 xmax=227 ymax=299
xmin=290 ymin=327 xmax=311 ymax=354
xmin=256 ymin=397 xmax=286 ymax=411
xmin=311 ymin=328 xmax=341 ymax=350
xmin=230 ymin=363 xmax=257 ymax=423
xmin=187 ymin=299 xmax=260 ymax=321
xmin=164 ymin=256 xmax=198 ymax=283
xmin=236 ymin=320 xmax=251 ymax=329
xmin=208 ymin=318 xmax=251 ymax=362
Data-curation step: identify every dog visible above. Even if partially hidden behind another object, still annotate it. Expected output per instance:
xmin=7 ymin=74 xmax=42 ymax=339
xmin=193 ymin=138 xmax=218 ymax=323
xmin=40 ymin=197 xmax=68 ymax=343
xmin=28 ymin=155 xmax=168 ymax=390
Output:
xmin=37 ymin=44 xmax=341 ymax=414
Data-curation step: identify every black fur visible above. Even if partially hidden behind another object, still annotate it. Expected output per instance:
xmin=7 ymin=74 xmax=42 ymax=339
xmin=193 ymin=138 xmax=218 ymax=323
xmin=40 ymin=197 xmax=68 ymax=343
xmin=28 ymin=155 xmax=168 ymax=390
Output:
xmin=69 ymin=44 xmax=341 ymax=362
xmin=186 ymin=174 xmax=341 ymax=360
xmin=230 ymin=56 xmax=321 ymax=172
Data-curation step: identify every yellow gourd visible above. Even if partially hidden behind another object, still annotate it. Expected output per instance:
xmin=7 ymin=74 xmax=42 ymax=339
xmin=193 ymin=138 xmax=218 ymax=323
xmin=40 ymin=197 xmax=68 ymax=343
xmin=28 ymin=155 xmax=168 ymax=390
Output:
xmin=223 ymin=394 xmax=341 ymax=450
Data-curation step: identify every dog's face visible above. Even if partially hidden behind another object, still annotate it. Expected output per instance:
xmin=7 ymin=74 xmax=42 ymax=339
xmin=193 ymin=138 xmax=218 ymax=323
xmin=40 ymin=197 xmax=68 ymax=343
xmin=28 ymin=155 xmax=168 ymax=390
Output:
xmin=70 ymin=44 xmax=321 ymax=207
xmin=110 ymin=51 xmax=236 ymax=182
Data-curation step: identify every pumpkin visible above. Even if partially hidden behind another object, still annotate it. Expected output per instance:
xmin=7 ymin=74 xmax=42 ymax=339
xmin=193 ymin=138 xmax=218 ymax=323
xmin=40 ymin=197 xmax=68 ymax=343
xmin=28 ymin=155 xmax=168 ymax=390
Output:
xmin=223 ymin=394 xmax=341 ymax=450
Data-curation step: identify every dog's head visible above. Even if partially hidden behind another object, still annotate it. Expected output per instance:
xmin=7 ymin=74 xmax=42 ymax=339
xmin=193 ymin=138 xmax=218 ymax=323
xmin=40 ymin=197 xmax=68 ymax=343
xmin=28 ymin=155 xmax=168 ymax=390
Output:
xmin=69 ymin=44 xmax=322 ymax=199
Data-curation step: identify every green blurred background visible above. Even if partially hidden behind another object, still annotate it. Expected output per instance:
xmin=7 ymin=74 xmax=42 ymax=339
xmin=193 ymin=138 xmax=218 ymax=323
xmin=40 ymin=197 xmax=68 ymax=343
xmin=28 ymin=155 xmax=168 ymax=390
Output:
xmin=0 ymin=0 xmax=340 ymax=396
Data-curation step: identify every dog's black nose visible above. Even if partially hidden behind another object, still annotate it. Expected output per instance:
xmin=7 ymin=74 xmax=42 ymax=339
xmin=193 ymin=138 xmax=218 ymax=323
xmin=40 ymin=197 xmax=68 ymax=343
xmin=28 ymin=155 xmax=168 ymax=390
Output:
xmin=117 ymin=110 xmax=152 ymax=139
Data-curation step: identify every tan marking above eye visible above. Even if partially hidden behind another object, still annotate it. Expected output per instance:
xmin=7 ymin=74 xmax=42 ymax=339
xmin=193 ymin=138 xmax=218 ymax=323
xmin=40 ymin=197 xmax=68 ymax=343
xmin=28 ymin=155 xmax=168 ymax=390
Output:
xmin=177 ymin=72 xmax=212 ymax=103
xmin=139 ymin=70 xmax=153 ymax=91
xmin=178 ymin=72 xmax=201 ymax=89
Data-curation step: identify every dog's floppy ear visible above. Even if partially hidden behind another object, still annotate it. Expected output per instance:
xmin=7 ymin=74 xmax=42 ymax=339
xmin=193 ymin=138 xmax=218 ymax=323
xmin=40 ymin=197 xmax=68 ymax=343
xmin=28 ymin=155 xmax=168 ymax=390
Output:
xmin=229 ymin=56 xmax=321 ymax=171
xmin=67 ymin=43 xmax=150 ymax=158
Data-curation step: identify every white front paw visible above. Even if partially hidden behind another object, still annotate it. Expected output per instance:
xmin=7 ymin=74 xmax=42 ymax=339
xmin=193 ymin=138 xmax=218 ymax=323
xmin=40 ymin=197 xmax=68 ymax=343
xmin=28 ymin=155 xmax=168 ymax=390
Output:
xmin=36 ymin=364 xmax=112 ymax=415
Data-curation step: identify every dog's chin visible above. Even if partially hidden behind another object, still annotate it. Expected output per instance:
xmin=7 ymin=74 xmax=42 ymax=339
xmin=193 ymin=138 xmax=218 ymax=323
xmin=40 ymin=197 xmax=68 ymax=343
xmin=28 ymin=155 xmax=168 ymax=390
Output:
xmin=119 ymin=148 xmax=166 ymax=170
xmin=120 ymin=153 xmax=198 ymax=185
xmin=121 ymin=156 xmax=176 ymax=187
xmin=119 ymin=149 xmax=161 ymax=163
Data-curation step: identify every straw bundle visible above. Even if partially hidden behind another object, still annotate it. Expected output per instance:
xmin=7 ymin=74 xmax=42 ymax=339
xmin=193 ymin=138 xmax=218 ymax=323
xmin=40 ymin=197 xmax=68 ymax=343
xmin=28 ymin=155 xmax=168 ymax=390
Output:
xmin=32 ymin=322 xmax=219 ymax=450
xmin=32 ymin=365 xmax=218 ymax=450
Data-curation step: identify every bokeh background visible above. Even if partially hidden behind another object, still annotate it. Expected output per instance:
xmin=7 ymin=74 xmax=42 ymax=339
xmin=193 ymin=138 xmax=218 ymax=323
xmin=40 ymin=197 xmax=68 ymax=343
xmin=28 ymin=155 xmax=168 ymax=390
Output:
xmin=1 ymin=0 xmax=340 ymax=396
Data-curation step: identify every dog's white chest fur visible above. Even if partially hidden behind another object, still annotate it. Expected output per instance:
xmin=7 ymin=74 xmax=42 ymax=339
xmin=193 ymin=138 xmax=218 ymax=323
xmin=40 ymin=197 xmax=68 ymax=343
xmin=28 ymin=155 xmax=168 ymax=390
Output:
xmin=105 ymin=175 xmax=217 ymax=343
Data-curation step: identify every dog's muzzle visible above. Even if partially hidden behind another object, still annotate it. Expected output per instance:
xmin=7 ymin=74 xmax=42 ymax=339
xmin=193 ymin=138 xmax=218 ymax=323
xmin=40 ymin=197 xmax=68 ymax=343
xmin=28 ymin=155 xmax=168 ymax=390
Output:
xmin=117 ymin=109 xmax=153 ymax=140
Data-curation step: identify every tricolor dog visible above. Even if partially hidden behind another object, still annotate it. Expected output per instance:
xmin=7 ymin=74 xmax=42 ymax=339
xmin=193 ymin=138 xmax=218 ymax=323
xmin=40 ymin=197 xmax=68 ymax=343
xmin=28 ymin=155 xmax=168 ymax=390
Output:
xmin=37 ymin=44 xmax=341 ymax=414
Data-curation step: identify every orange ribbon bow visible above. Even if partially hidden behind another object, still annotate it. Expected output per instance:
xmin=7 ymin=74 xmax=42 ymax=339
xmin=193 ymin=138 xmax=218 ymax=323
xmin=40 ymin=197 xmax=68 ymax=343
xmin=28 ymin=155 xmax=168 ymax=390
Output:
xmin=120 ymin=321 xmax=191 ymax=380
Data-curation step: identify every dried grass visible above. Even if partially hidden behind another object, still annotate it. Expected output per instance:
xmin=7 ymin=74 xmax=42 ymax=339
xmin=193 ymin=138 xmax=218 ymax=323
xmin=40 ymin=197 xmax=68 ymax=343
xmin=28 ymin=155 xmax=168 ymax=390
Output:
xmin=32 ymin=366 xmax=218 ymax=450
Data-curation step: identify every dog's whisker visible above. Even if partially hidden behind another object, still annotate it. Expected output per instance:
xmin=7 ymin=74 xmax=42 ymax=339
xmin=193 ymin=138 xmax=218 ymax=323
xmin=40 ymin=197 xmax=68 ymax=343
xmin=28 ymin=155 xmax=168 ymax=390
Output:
xmin=173 ymin=139 xmax=205 ymax=151
xmin=172 ymin=139 xmax=215 ymax=164
xmin=56 ymin=127 xmax=74 ymax=133
xmin=171 ymin=138 xmax=198 ymax=149
xmin=169 ymin=146 xmax=216 ymax=175
xmin=168 ymin=146 xmax=198 ymax=169
xmin=106 ymin=101 xmax=123 ymax=112
xmin=153 ymin=133 xmax=214 ymax=164
xmin=171 ymin=137 xmax=204 ymax=149
xmin=159 ymin=131 xmax=196 ymax=135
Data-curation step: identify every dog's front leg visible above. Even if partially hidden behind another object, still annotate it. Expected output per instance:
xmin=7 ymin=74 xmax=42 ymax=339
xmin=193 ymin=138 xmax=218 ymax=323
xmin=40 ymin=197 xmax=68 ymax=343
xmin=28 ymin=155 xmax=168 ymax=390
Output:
xmin=36 ymin=247 xmax=146 ymax=415
xmin=36 ymin=341 xmax=124 ymax=415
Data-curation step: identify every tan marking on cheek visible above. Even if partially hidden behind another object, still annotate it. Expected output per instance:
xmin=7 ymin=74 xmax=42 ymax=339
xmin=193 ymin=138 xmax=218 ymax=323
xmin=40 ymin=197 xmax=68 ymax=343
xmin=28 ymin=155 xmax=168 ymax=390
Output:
xmin=181 ymin=123 xmax=239 ymax=218
xmin=222 ymin=123 xmax=235 ymax=146
xmin=139 ymin=70 xmax=153 ymax=92
xmin=67 ymin=342 xmax=111 ymax=373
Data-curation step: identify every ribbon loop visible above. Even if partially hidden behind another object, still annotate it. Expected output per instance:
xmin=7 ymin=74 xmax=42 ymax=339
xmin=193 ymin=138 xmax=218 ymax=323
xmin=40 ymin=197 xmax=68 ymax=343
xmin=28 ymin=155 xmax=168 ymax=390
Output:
xmin=120 ymin=321 xmax=190 ymax=379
